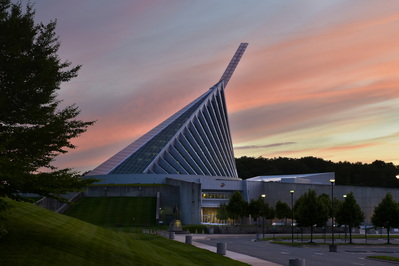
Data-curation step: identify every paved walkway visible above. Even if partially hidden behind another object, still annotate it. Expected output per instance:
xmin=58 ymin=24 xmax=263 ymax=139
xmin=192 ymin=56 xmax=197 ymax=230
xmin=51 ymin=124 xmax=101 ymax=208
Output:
xmin=172 ymin=234 xmax=281 ymax=266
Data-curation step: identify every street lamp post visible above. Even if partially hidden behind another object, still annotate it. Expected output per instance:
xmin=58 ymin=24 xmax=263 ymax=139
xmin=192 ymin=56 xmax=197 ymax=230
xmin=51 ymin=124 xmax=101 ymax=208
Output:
xmin=261 ymin=194 xmax=266 ymax=238
xmin=290 ymin=190 xmax=294 ymax=243
xmin=329 ymin=179 xmax=337 ymax=252
xmin=343 ymin=194 xmax=347 ymax=243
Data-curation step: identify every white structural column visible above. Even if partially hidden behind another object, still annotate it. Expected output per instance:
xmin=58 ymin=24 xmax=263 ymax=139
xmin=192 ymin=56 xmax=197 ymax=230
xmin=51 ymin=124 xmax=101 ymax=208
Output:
xmin=219 ymin=43 xmax=249 ymax=87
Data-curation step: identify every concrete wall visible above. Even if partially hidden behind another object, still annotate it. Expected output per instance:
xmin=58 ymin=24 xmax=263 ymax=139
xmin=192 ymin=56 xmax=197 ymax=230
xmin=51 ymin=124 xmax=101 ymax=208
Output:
xmin=166 ymin=178 xmax=201 ymax=225
xmin=35 ymin=197 xmax=64 ymax=212
xmin=85 ymin=185 xmax=180 ymax=225
xmin=85 ymin=185 xmax=175 ymax=197
xmin=255 ymin=182 xmax=399 ymax=224
xmin=35 ymin=192 xmax=83 ymax=213
xmin=84 ymin=182 xmax=202 ymax=225
xmin=246 ymin=180 xmax=264 ymax=201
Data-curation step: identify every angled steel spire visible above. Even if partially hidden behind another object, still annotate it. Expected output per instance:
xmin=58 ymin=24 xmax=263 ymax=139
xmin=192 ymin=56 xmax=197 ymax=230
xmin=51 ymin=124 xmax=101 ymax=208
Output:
xmin=219 ymin=42 xmax=248 ymax=87
xmin=88 ymin=43 xmax=248 ymax=178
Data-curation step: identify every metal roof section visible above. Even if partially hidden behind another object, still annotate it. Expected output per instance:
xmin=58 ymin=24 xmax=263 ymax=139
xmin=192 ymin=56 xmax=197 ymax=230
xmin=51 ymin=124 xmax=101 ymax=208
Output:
xmin=87 ymin=89 xmax=213 ymax=176
xmin=246 ymin=172 xmax=335 ymax=185
xmin=109 ymin=90 xmax=213 ymax=175
xmin=87 ymin=43 xmax=248 ymax=178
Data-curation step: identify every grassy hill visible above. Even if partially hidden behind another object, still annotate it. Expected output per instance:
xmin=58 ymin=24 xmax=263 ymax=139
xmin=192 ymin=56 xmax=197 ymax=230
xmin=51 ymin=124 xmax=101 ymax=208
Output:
xmin=65 ymin=197 xmax=156 ymax=227
xmin=0 ymin=199 xmax=246 ymax=266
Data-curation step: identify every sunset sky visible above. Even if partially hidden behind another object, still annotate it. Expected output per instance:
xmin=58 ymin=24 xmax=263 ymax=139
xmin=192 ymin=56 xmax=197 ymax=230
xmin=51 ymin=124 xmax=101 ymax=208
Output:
xmin=32 ymin=0 xmax=399 ymax=173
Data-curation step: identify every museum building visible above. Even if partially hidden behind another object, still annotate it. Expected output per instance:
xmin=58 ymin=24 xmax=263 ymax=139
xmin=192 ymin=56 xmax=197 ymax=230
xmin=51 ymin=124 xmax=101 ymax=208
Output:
xmin=85 ymin=43 xmax=399 ymax=225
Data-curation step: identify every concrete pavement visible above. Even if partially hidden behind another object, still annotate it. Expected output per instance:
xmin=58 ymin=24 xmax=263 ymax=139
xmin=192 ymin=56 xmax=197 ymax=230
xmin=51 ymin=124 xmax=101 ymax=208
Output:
xmin=172 ymin=234 xmax=282 ymax=266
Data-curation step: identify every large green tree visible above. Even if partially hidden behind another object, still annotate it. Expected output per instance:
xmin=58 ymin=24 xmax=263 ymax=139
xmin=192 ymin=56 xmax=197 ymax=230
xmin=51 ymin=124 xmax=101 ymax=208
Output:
xmin=371 ymin=193 xmax=399 ymax=244
xmin=0 ymin=0 xmax=96 ymax=208
xmin=335 ymin=192 xmax=364 ymax=243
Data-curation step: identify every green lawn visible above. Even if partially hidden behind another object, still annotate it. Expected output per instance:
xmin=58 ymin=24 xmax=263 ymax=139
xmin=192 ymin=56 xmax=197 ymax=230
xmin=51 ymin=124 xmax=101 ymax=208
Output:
xmin=267 ymin=234 xmax=399 ymax=241
xmin=0 ymin=199 xmax=246 ymax=266
xmin=367 ymin=255 xmax=399 ymax=262
xmin=65 ymin=197 xmax=156 ymax=227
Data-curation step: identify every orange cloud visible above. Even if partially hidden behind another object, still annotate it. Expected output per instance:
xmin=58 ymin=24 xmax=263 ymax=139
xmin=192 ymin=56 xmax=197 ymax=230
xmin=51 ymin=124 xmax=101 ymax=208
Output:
xmin=322 ymin=143 xmax=379 ymax=152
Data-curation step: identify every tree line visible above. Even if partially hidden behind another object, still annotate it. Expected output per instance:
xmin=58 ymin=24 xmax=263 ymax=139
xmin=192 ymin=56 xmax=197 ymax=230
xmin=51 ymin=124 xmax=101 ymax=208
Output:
xmin=218 ymin=190 xmax=399 ymax=243
xmin=236 ymin=156 xmax=399 ymax=188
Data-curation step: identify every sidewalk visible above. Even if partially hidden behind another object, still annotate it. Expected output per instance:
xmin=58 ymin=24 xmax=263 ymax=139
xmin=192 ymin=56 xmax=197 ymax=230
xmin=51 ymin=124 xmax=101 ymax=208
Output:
xmin=172 ymin=234 xmax=281 ymax=266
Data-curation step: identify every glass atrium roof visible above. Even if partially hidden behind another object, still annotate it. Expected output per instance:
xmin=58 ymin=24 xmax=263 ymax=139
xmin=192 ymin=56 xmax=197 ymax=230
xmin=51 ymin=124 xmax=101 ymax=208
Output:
xmin=109 ymin=88 xmax=213 ymax=174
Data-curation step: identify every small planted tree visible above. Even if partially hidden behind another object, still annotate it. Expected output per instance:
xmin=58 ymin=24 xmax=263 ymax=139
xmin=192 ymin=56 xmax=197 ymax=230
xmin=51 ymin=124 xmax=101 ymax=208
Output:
xmin=264 ymin=203 xmax=275 ymax=224
xmin=248 ymin=196 xmax=263 ymax=223
xmin=275 ymin=201 xmax=291 ymax=225
xmin=226 ymin=191 xmax=248 ymax=224
xmin=216 ymin=203 xmax=230 ymax=223
xmin=371 ymin=193 xmax=399 ymax=244
xmin=335 ymin=192 xmax=364 ymax=243
xmin=294 ymin=189 xmax=330 ymax=242
xmin=317 ymin=193 xmax=332 ymax=227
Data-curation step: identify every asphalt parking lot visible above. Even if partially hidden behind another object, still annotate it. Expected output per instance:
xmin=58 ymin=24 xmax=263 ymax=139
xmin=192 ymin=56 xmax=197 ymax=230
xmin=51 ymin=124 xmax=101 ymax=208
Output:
xmin=174 ymin=233 xmax=399 ymax=266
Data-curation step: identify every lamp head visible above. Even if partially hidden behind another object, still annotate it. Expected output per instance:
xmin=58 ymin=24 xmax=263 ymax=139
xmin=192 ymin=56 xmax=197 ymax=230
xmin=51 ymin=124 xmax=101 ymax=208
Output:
xmin=261 ymin=194 xmax=266 ymax=198
xmin=290 ymin=190 xmax=294 ymax=194
xmin=330 ymin=179 xmax=335 ymax=184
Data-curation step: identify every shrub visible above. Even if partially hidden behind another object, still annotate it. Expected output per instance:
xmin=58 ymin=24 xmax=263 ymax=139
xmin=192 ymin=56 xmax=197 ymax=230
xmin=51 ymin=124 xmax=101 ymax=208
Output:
xmin=182 ymin=225 xmax=209 ymax=234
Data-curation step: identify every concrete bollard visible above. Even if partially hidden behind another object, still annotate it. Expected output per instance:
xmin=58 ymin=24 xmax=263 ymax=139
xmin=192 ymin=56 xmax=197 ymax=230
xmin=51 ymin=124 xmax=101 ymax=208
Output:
xmin=185 ymin=235 xmax=193 ymax=245
xmin=169 ymin=232 xmax=175 ymax=240
xmin=289 ymin=258 xmax=305 ymax=266
xmin=329 ymin=244 xmax=337 ymax=252
xmin=217 ymin=242 xmax=226 ymax=255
